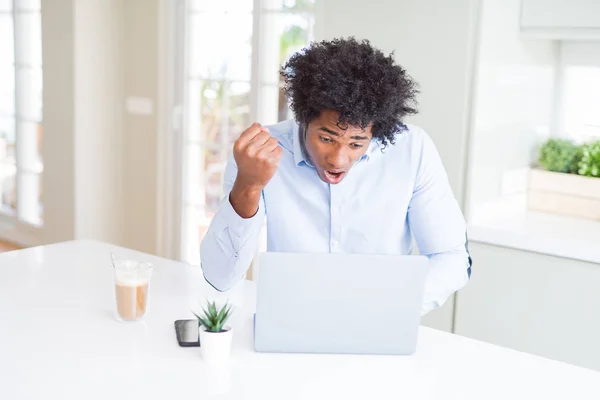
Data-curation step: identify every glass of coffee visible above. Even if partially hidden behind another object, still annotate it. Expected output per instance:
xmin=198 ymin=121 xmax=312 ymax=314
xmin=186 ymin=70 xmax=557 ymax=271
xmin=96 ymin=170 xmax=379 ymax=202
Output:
xmin=113 ymin=258 xmax=153 ymax=322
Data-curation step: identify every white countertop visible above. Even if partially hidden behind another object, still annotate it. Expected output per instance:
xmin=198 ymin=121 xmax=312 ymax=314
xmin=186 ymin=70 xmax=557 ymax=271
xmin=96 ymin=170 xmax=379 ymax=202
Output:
xmin=468 ymin=195 xmax=600 ymax=264
xmin=1 ymin=240 xmax=599 ymax=399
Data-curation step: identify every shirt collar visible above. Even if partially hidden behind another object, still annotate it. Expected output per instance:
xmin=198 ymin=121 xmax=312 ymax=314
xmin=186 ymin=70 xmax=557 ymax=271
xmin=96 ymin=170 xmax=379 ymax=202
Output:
xmin=292 ymin=121 xmax=308 ymax=166
xmin=292 ymin=120 xmax=380 ymax=166
xmin=362 ymin=140 xmax=381 ymax=161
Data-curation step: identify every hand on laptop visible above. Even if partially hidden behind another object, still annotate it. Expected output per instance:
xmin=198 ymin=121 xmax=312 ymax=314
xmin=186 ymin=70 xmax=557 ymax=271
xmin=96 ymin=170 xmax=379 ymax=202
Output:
xmin=230 ymin=123 xmax=283 ymax=219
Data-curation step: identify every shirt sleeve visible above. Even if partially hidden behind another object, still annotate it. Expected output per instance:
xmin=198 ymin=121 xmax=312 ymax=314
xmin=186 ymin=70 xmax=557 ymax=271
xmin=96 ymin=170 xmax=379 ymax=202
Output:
xmin=200 ymin=154 xmax=265 ymax=292
xmin=407 ymin=129 xmax=472 ymax=315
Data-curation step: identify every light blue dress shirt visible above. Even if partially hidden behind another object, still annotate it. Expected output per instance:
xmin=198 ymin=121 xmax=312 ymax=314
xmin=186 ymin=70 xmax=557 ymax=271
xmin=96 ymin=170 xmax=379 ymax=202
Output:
xmin=200 ymin=119 xmax=472 ymax=314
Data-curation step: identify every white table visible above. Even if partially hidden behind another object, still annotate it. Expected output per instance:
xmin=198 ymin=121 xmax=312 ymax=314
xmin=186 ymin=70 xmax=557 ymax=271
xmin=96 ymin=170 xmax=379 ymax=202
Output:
xmin=1 ymin=240 xmax=599 ymax=399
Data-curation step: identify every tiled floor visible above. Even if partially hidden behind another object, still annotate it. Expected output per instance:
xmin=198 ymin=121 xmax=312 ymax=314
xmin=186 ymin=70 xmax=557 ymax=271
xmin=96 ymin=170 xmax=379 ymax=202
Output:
xmin=0 ymin=241 xmax=21 ymax=252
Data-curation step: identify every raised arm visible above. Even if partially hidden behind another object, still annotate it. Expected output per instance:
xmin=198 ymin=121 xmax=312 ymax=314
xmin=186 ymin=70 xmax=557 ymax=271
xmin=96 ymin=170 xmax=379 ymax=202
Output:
xmin=200 ymin=123 xmax=282 ymax=291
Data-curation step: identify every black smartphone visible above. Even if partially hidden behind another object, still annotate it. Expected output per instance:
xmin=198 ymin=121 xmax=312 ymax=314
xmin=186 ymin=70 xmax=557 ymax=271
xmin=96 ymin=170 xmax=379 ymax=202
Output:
xmin=174 ymin=319 xmax=200 ymax=347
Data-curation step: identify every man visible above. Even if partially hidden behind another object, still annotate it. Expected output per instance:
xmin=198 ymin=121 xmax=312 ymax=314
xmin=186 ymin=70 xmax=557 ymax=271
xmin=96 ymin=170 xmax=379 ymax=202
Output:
xmin=200 ymin=37 xmax=471 ymax=314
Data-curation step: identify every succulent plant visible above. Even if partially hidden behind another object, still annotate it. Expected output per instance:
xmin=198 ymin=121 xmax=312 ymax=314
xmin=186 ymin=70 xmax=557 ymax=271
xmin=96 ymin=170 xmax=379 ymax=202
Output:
xmin=192 ymin=301 xmax=233 ymax=333
xmin=538 ymin=138 xmax=583 ymax=174
xmin=578 ymin=141 xmax=600 ymax=178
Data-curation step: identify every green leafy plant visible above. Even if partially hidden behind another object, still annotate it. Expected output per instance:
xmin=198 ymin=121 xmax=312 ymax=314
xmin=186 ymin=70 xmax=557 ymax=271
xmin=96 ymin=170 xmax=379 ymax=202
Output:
xmin=578 ymin=141 xmax=600 ymax=178
xmin=538 ymin=138 xmax=583 ymax=174
xmin=192 ymin=301 xmax=233 ymax=333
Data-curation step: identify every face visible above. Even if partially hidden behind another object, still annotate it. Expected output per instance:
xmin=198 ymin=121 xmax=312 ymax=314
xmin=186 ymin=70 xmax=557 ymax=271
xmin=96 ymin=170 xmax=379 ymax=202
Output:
xmin=304 ymin=109 xmax=373 ymax=184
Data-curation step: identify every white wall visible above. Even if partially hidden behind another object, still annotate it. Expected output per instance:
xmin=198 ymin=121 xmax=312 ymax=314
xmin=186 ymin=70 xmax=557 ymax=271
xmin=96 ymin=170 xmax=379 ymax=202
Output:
xmin=315 ymin=0 xmax=480 ymax=332
xmin=121 ymin=0 xmax=160 ymax=254
xmin=42 ymin=0 xmax=159 ymax=250
xmin=74 ymin=0 xmax=124 ymax=243
xmin=42 ymin=0 xmax=124 ymax=246
xmin=466 ymin=0 xmax=557 ymax=213
xmin=42 ymin=0 xmax=76 ymax=243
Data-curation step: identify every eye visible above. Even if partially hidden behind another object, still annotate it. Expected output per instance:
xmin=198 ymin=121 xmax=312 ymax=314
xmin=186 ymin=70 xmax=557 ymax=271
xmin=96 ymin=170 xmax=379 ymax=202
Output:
xmin=319 ymin=136 xmax=332 ymax=143
xmin=350 ymin=143 xmax=364 ymax=149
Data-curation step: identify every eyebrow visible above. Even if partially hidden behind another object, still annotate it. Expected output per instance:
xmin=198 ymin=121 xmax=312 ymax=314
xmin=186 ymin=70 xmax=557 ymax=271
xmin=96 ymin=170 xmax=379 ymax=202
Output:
xmin=319 ymin=127 xmax=369 ymax=141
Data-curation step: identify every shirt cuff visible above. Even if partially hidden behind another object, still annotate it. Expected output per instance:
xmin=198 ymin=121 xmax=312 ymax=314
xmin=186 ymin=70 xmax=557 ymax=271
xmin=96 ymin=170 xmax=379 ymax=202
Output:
xmin=215 ymin=192 xmax=263 ymax=240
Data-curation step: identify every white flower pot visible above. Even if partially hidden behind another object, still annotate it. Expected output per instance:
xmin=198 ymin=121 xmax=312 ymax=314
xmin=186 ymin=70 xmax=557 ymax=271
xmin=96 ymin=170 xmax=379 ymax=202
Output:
xmin=199 ymin=325 xmax=233 ymax=364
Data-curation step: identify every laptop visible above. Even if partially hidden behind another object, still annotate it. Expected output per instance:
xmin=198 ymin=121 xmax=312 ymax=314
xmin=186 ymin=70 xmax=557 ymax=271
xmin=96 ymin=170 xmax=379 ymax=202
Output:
xmin=254 ymin=252 xmax=429 ymax=355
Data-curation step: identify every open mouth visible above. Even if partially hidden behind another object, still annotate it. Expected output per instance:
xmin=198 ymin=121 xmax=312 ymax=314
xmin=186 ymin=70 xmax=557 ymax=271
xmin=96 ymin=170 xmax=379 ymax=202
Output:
xmin=323 ymin=170 xmax=346 ymax=184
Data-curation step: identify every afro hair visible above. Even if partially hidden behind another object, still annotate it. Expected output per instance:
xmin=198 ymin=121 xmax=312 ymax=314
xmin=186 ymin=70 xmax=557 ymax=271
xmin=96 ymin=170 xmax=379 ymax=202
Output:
xmin=281 ymin=37 xmax=419 ymax=147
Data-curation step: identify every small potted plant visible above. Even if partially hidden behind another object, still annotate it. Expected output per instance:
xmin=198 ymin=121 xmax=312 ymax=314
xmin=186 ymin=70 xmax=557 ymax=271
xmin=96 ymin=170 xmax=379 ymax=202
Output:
xmin=193 ymin=301 xmax=234 ymax=364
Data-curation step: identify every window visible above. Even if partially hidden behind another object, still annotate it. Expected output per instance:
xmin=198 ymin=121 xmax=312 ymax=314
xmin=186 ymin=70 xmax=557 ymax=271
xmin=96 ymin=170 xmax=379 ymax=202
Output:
xmin=558 ymin=42 xmax=600 ymax=143
xmin=0 ymin=0 xmax=43 ymax=226
xmin=179 ymin=0 xmax=315 ymax=264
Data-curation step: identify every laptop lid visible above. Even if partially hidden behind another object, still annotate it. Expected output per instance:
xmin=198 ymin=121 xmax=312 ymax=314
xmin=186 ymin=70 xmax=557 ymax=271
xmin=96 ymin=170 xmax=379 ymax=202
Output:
xmin=254 ymin=252 xmax=429 ymax=355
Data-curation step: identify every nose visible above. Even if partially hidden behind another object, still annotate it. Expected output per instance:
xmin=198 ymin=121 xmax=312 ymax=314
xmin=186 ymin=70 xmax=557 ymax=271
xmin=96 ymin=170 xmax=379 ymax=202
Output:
xmin=326 ymin=146 xmax=349 ymax=170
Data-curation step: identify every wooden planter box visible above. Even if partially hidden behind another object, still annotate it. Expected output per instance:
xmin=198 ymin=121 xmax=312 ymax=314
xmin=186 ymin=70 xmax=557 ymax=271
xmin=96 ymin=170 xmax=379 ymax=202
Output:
xmin=528 ymin=169 xmax=600 ymax=221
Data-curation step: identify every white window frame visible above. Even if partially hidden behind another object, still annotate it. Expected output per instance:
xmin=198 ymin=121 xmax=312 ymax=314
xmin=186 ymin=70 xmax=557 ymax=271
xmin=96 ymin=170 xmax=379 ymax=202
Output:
xmin=155 ymin=0 xmax=185 ymax=260
xmin=0 ymin=0 xmax=43 ymax=247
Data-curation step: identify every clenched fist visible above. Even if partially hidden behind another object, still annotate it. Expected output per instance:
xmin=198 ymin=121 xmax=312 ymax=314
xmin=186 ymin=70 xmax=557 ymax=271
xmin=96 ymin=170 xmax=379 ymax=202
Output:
xmin=233 ymin=122 xmax=282 ymax=190
xmin=230 ymin=123 xmax=282 ymax=218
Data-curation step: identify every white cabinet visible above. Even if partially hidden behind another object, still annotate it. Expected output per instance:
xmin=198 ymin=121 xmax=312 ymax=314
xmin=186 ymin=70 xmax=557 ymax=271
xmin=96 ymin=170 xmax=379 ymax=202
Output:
xmin=421 ymin=295 xmax=454 ymax=333
xmin=455 ymin=242 xmax=600 ymax=371
xmin=520 ymin=0 xmax=600 ymax=39
xmin=521 ymin=0 xmax=600 ymax=28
